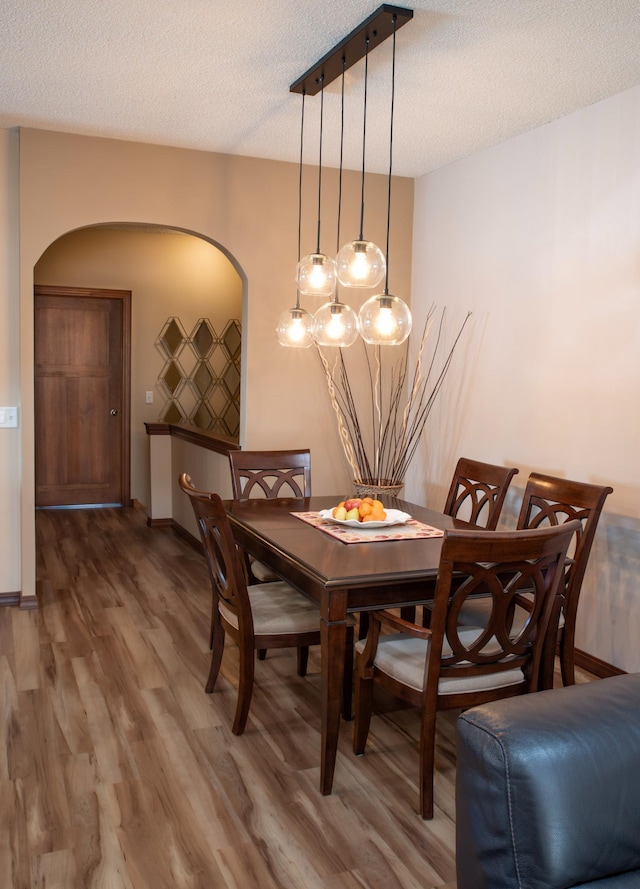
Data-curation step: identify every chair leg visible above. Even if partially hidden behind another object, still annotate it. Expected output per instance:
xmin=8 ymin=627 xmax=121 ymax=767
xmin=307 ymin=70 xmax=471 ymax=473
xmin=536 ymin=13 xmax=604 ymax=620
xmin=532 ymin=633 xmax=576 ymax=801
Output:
xmin=342 ymin=625 xmax=354 ymax=721
xmin=232 ymin=646 xmax=255 ymax=735
xmin=209 ymin=602 xmax=215 ymax=650
xmin=296 ymin=645 xmax=309 ymax=677
xmin=257 ymin=649 xmax=267 ymax=660
xmin=539 ymin=602 xmax=563 ymax=691
xmin=205 ymin=619 xmax=225 ymax=693
xmin=559 ymin=626 xmax=576 ymax=686
xmin=353 ymin=668 xmax=374 ymax=755
xmin=418 ymin=712 xmax=438 ymax=820
xmin=400 ymin=605 xmax=417 ymax=623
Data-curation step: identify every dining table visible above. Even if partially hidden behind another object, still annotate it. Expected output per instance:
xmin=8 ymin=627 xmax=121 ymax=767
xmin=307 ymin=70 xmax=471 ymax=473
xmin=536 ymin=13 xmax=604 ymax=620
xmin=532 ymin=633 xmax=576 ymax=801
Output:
xmin=224 ymin=493 xmax=465 ymax=795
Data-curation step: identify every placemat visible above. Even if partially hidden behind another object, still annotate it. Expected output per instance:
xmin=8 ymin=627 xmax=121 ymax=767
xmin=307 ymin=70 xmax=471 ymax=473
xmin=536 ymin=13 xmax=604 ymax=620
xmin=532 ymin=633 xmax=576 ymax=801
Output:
xmin=291 ymin=511 xmax=444 ymax=544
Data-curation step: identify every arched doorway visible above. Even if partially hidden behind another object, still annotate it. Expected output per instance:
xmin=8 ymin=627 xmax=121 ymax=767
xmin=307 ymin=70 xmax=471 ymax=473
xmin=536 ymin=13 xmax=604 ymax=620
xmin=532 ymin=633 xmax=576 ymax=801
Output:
xmin=34 ymin=224 xmax=243 ymax=511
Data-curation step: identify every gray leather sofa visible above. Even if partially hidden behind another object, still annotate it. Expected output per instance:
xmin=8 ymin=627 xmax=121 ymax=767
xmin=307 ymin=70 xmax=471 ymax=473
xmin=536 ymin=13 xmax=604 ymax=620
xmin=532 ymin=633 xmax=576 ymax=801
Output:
xmin=456 ymin=673 xmax=640 ymax=888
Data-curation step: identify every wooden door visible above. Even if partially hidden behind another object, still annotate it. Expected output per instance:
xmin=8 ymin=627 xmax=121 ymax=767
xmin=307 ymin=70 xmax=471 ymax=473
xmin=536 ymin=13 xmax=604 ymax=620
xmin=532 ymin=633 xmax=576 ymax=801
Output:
xmin=34 ymin=286 xmax=131 ymax=507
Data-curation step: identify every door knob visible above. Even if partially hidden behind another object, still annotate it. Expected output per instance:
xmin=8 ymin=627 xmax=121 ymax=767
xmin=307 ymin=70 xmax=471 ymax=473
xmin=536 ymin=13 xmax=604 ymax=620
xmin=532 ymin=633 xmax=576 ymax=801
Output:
xmin=110 ymin=408 xmax=118 ymax=416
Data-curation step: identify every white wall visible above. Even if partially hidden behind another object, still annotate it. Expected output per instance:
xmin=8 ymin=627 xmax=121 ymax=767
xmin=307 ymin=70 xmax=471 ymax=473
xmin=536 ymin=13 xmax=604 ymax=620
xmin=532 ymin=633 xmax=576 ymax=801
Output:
xmin=408 ymin=84 xmax=640 ymax=673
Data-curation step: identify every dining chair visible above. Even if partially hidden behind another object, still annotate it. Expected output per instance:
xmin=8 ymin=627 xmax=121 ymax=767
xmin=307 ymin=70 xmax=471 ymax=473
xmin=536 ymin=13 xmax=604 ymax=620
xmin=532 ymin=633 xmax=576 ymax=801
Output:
xmin=229 ymin=448 xmax=312 ymax=500
xmin=457 ymin=472 xmax=613 ymax=688
xmin=443 ymin=457 xmax=519 ymax=529
xmin=352 ymin=521 xmax=578 ymax=819
xmin=180 ymin=472 xmax=354 ymax=733
xmin=229 ymin=449 xmax=312 ymax=583
xmin=401 ymin=457 xmax=519 ymax=629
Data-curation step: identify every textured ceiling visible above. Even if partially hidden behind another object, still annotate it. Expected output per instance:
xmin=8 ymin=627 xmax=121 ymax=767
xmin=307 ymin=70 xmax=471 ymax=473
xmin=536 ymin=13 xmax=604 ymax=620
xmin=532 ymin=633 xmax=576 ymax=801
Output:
xmin=2 ymin=1 xmax=640 ymax=178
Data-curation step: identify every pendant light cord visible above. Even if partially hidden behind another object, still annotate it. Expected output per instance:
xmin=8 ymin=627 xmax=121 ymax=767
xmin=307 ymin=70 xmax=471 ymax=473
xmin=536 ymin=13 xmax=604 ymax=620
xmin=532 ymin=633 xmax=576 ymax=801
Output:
xmin=335 ymin=56 xmax=346 ymax=304
xmin=358 ymin=37 xmax=370 ymax=241
xmin=336 ymin=57 xmax=345 ymax=253
xmin=315 ymin=74 xmax=325 ymax=254
xmin=296 ymin=90 xmax=306 ymax=309
xmin=384 ymin=17 xmax=397 ymax=295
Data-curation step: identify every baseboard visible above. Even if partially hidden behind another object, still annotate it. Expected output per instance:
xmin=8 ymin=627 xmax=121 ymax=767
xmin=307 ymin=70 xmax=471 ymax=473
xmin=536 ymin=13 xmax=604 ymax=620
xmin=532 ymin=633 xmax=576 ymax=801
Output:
xmin=19 ymin=596 xmax=39 ymax=610
xmin=146 ymin=516 xmax=173 ymax=528
xmin=575 ymin=648 xmax=625 ymax=679
xmin=0 ymin=591 xmax=20 ymax=607
xmin=170 ymin=520 xmax=202 ymax=553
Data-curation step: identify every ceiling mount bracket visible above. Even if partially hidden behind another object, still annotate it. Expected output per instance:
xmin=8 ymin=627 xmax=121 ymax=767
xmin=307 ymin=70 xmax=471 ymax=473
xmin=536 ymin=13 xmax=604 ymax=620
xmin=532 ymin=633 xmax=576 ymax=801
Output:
xmin=290 ymin=4 xmax=413 ymax=96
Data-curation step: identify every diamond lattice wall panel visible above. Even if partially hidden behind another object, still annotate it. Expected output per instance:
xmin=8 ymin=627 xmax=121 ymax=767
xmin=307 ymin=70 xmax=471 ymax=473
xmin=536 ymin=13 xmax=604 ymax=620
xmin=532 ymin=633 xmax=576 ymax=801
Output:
xmin=154 ymin=316 xmax=241 ymax=437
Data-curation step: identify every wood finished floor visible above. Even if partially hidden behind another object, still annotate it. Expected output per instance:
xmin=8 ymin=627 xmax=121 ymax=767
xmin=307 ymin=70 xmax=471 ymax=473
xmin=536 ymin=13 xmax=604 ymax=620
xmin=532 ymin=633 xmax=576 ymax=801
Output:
xmin=1 ymin=506 xmax=594 ymax=889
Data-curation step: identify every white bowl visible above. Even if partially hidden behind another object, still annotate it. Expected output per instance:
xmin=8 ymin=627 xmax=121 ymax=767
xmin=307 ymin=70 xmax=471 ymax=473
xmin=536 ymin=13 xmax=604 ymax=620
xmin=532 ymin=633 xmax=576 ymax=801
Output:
xmin=318 ymin=507 xmax=412 ymax=529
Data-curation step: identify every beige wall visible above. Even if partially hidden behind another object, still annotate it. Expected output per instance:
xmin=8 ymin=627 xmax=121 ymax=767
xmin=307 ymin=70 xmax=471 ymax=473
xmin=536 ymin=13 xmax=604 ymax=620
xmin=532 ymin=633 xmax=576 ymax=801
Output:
xmin=34 ymin=227 xmax=242 ymax=510
xmin=0 ymin=130 xmax=20 ymax=594
xmin=409 ymin=83 xmax=640 ymax=673
xmin=6 ymin=128 xmax=414 ymax=601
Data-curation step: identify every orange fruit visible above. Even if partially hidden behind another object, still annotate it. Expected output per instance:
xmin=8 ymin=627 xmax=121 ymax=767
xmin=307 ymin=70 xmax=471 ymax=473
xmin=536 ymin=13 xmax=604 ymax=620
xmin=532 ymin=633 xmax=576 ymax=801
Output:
xmin=371 ymin=500 xmax=384 ymax=511
xmin=370 ymin=508 xmax=386 ymax=521
xmin=358 ymin=502 xmax=372 ymax=519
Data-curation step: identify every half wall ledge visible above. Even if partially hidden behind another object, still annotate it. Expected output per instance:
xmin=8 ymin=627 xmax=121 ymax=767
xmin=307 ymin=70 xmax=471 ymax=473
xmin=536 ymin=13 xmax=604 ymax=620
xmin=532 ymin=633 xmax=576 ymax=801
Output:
xmin=145 ymin=422 xmax=239 ymax=528
xmin=145 ymin=421 xmax=240 ymax=456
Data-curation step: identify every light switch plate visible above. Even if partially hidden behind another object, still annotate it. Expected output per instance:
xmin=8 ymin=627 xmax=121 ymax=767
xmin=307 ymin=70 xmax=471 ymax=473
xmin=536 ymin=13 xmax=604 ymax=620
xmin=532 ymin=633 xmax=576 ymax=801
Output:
xmin=0 ymin=407 xmax=18 ymax=428
xmin=145 ymin=391 xmax=154 ymax=404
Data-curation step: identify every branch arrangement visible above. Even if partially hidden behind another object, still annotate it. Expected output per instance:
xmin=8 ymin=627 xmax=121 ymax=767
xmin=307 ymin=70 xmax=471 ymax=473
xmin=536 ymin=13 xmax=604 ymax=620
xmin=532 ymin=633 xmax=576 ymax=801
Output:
xmin=317 ymin=305 xmax=471 ymax=487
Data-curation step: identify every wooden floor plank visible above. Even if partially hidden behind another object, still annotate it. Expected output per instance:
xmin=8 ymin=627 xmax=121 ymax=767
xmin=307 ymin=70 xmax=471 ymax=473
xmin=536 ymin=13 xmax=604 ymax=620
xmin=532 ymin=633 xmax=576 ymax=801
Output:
xmin=0 ymin=506 xmax=597 ymax=888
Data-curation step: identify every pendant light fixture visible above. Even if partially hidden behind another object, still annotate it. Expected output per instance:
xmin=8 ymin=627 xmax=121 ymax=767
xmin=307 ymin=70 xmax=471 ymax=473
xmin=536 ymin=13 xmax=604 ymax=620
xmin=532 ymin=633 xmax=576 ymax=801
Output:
xmin=276 ymin=90 xmax=315 ymax=348
xmin=295 ymin=74 xmax=337 ymax=298
xmin=335 ymin=35 xmax=386 ymax=290
xmin=282 ymin=5 xmax=413 ymax=349
xmin=358 ymin=13 xmax=412 ymax=345
xmin=313 ymin=57 xmax=359 ymax=348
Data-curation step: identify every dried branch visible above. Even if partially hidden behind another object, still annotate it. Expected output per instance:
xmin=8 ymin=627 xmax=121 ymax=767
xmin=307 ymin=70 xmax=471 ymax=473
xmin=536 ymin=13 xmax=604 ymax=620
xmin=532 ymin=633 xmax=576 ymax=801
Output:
xmin=317 ymin=306 xmax=471 ymax=486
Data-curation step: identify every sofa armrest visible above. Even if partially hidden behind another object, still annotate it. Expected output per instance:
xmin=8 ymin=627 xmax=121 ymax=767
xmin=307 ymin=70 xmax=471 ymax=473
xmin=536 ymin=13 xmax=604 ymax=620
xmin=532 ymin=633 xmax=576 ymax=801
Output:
xmin=456 ymin=673 xmax=640 ymax=889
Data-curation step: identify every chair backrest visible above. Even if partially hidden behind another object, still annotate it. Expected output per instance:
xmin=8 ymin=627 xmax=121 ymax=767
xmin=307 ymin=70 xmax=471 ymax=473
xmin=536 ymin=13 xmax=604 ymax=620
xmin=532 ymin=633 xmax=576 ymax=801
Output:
xmin=229 ymin=449 xmax=312 ymax=500
xmin=516 ymin=473 xmax=613 ymax=624
xmin=443 ymin=457 xmax=519 ymax=530
xmin=179 ymin=473 xmax=252 ymax=633
xmin=427 ymin=522 xmax=579 ymax=697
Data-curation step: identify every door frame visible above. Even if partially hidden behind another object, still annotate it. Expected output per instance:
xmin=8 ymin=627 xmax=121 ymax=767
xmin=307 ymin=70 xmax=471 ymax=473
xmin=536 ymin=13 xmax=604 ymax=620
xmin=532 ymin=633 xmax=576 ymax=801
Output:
xmin=34 ymin=285 xmax=132 ymax=507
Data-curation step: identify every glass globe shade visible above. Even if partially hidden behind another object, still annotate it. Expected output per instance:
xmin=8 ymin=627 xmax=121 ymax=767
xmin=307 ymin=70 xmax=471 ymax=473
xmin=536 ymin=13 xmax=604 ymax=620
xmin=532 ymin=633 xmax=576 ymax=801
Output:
xmin=313 ymin=301 xmax=359 ymax=347
xmin=296 ymin=252 xmax=337 ymax=297
xmin=336 ymin=239 xmax=386 ymax=289
xmin=275 ymin=307 xmax=315 ymax=348
xmin=358 ymin=294 xmax=412 ymax=345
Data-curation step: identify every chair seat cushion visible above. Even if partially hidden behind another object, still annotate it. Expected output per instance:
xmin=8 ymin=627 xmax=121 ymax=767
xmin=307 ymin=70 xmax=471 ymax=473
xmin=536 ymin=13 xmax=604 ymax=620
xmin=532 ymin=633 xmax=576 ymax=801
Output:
xmin=220 ymin=580 xmax=321 ymax=635
xmin=249 ymin=556 xmax=280 ymax=583
xmin=356 ymin=629 xmax=524 ymax=694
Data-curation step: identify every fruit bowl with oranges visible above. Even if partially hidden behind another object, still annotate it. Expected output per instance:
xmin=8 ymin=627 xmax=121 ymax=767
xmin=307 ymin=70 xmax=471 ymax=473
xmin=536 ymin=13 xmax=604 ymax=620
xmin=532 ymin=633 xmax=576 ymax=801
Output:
xmin=319 ymin=497 xmax=411 ymax=529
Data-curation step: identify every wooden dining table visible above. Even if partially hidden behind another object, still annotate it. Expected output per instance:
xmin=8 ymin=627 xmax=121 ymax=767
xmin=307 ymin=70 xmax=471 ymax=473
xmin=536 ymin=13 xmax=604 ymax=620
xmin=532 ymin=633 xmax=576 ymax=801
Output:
xmin=224 ymin=493 xmax=464 ymax=795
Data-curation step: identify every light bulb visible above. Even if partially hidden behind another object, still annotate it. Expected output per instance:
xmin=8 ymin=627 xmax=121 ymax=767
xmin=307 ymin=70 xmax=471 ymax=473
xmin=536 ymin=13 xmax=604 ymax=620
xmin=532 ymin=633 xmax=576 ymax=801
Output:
xmin=350 ymin=245 xmax=372 ymax=281
xmin=376 ymin=303 xmax=396 ymax=337
xmin=309 ymin=257 xmax=329 ymax=291
xmin=358 ymin=293 xmax=412 ymax=346
xmin=313 ymin=301 xmax=358 ymax=347
xmin=327 ymin=310 xmax=345 ymax=340
xmin=275 ymin=307 xmax=315 ymax=348
xmin=296 ymin=252 xmax=337 ymax=297
xmin=336 ymin=239 xmax=386 ymax=289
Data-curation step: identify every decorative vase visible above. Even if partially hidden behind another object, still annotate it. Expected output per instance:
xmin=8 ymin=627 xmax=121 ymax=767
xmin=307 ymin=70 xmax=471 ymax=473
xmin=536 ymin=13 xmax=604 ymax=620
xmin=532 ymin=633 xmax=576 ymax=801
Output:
xmin=354 ymin=479 xmax=404 ymax=499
